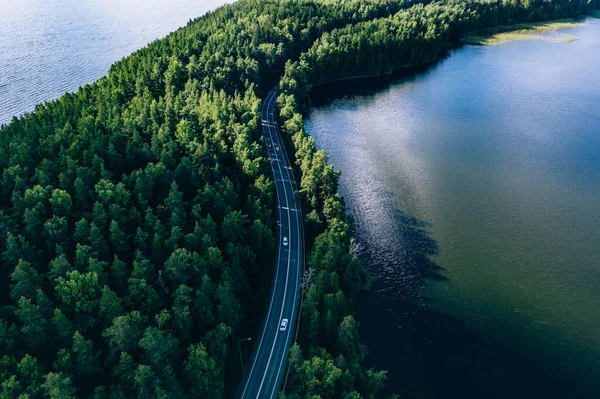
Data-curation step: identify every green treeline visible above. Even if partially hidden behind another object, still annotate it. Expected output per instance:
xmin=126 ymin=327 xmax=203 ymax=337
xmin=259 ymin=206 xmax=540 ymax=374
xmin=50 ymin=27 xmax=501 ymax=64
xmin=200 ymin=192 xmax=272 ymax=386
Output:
xmin=1 ymin=0 xmax=598 ymax=398
xmin=0 ymin=1 xmax=424 ymax=398
xmin=280 ymin=0 xmax=600 ymax=104
xmin=276 ymin=0 xmax=598 ymax=398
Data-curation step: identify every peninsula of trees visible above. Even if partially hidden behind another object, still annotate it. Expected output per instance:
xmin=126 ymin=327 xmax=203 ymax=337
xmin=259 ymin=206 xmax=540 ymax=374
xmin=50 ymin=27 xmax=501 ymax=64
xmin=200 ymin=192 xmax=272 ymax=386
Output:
xmin=0 ymin=0 xmax=597 ymax=398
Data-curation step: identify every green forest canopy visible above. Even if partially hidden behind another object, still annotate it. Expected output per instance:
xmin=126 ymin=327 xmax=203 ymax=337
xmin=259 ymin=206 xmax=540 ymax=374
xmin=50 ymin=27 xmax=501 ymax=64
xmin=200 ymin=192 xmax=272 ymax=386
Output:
xmin=0 ymin=0 xmax=598 ymax=398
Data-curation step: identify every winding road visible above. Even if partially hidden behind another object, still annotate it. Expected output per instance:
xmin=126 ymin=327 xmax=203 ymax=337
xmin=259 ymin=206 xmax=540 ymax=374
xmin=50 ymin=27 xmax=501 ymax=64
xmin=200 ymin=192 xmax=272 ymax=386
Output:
xmin=239 ymin=87 xmax=303 ymax=399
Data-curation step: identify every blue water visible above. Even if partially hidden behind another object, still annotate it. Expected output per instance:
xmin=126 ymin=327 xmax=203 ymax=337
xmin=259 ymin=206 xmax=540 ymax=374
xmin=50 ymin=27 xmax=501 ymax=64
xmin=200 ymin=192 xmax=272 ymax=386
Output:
xmin=0 ymin=0 xmax=227 ymax=125
xmin=306 ymin=19 xmax=600 ymax=399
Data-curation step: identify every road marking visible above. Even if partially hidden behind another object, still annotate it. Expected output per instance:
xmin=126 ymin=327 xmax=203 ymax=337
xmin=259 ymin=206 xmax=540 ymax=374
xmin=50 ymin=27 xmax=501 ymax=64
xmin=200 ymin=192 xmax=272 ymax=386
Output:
xmin=265 ymin=89 xmax=303 ymax=399
xmin=240 ymin=87 xmax=303 ymax=399
xmin=240 ymin=89 xmax=288 ymax=399
xmin=255 ymin=89 xmax=294 ymax=398
xmin=268 ymin=120 xmax=303 ymax=399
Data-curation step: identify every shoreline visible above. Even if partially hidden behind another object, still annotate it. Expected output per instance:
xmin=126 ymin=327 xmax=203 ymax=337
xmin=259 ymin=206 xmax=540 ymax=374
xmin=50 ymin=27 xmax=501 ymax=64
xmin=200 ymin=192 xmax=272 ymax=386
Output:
xmin=461 ymin=18 xmax=588 ymax=46
xmin=309 ymin=58 xmax=442 ymax=90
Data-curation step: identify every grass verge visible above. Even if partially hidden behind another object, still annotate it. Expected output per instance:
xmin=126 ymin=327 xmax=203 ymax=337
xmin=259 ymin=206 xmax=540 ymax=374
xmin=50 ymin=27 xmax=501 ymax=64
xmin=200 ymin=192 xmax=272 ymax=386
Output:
xmin=461 ymin=19 xmax=583 ymax=46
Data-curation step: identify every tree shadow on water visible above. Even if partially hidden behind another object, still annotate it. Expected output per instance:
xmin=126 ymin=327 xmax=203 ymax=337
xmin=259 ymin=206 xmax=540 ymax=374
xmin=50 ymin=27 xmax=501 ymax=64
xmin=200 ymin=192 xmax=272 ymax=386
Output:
xmin=357 ymin=290 xmax=590 ymax=399
xmin=345 ymin=167 xmax=591 ymax=399
xmin=343 ymin=155 xmax=590 ymax=399
xmin=307 ymin=65 xmax=594 ymax=399
xmin=309 ymin=58 xmax=447 ymax=109
xmin=307 ymin=59 xmax=449 ymax=298
xmin=350 ymin=205 xmax=446 ymax=301
xmin=351 ymin=204 xmax=587 ymax=398
xmin=306 ymin=61 xmax=595 ymax=399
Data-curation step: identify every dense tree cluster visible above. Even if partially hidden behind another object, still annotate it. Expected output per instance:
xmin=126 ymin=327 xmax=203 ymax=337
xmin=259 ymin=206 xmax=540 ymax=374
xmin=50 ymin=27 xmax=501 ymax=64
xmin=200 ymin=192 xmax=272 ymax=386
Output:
xmin=1 ymin=0 xmax=598 ymax=397
xmin=277 ymin=0 xmax=598 ymax=398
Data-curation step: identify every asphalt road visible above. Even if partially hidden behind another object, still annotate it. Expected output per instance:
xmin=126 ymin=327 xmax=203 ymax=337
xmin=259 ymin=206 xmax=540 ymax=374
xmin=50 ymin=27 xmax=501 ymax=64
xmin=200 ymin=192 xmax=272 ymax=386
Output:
xmin=239 ymin=87 xmax=303 ymax=399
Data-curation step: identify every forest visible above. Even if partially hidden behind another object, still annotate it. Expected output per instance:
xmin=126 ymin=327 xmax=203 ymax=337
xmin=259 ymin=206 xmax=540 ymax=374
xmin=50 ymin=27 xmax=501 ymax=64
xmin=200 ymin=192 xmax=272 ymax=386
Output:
xmin=0 ymin=0 xmax=598 ymax=398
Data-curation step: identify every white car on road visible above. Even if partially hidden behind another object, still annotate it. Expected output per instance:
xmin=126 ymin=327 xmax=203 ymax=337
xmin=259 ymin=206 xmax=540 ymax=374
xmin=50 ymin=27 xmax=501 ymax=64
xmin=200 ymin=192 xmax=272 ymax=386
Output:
xmin=282 ymin=237 xmax=288 ymax=246
xmin=279 ymin=318 xmax=289 ymax=332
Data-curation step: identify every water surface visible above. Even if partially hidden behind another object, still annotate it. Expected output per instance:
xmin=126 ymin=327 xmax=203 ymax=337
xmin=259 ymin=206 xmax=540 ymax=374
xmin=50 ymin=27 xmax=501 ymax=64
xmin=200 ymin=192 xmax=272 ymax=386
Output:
xmin=0 ymin=0 xmax=227 ymax=124
xmin=306 ymin=19 xmax=600 ymax=399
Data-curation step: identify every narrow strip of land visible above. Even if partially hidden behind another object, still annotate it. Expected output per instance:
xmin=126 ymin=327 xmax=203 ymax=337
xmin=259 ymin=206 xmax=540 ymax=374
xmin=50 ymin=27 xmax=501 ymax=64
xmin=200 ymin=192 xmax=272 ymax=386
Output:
xmin=238 ymin=88 xmax=303 ymax=399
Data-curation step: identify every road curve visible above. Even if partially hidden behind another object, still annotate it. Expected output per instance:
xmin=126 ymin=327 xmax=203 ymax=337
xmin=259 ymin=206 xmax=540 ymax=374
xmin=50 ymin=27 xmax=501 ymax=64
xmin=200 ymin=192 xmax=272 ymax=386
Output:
xmin=239 ymin=87 xmax=303 ymax=399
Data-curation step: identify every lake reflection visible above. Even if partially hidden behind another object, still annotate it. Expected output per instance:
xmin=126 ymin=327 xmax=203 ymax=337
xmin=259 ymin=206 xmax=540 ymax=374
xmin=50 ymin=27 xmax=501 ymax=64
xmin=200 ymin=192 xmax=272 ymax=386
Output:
xmin=306 ymin=18 xmax=600 ymax=399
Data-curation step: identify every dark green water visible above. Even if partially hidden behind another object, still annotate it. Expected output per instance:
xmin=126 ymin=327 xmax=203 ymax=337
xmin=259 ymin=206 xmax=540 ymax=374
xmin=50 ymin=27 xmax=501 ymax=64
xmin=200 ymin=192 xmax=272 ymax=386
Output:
xmin=305 ymin=19 xmax=600 ymax=399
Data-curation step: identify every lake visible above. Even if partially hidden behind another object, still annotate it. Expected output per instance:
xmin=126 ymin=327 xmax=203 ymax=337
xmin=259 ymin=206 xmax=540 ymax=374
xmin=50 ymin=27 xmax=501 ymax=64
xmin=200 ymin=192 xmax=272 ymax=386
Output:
xmin=0 ymin=0 xmax=227 ymax=125
xmin=306 ymin=19 xmax=600 ymax=399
